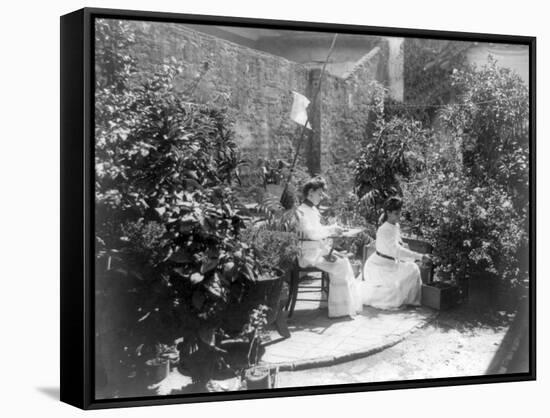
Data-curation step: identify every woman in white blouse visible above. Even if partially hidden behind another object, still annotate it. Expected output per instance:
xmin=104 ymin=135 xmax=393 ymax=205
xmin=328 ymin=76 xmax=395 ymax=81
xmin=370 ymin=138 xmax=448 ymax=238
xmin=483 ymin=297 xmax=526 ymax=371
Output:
xmin=296 ymin=177 xmax=362 ymax=318
xmin=362 ymin=196 xmax=431 ymax=310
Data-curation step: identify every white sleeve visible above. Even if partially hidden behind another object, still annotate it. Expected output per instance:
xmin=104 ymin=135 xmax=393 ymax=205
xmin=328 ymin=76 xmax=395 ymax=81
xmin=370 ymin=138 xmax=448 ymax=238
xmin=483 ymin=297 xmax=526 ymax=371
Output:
xmin=395 ymin=242 xmax=422 ymax=261
xmin=378 ymin=225 xmax=421 ymax=261
xmin=297 ymin=208 xmax=333 ymax=240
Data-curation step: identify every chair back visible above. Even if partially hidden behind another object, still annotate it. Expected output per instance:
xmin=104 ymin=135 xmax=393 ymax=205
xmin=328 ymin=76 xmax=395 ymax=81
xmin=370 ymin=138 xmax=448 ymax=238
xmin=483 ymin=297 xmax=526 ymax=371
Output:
xmin=362 ymin=240 xmax=377 ymax=266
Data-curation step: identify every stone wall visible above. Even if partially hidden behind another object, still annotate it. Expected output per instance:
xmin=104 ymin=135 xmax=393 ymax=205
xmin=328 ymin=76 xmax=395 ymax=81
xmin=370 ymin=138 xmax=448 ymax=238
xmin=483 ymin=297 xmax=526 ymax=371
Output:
xmin=99 ymin=19 xmax=383 ymax=190
xmin=118 ymin=19 xmax=309 ymax=163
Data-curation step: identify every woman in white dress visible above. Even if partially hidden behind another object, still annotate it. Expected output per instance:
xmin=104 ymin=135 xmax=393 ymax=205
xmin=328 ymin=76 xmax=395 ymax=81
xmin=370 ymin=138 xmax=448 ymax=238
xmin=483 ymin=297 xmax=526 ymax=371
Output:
xmin=296 ymin=177 xmax=362 ymax=318
xmin=362 ymin=197 xmax=431 ymax=310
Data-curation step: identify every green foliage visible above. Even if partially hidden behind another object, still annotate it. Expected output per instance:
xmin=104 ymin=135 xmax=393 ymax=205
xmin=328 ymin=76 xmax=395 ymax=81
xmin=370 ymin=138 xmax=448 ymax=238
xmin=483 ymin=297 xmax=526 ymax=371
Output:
xmin=404 ymin=173 xmax=528 ymax=290
xmin=240 ymin=304 xmax=269 ymax=366
xmin=95 ymin=19 xmax=137 ymax=92
xmin=327 ymin=191 xmax=369 ymax=227
xmin=401 ymin=38 xmax=470 ymax=124
xmin=355 ymin=53 xmax=530 ymax=293
xmin=118 ymin=219 xmax=170 ymax=267
xmin=353 ymin=115 xmax=432 ymax=223
xmin=94 ymin=19 xmax=269 ymax=389
xmin=240 ymin=225 xmax=301 ymax=273
xmin=440 ymin=56 xmax=529 ymax=209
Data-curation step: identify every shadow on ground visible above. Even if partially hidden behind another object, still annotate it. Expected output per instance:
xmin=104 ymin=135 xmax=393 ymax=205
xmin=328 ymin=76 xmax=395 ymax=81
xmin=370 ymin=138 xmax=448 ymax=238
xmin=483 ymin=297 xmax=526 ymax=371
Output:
xmin=430 ymin=302 xmax=516 ymax=334
xmin=36 ymin=386 xmax=60 ymax=400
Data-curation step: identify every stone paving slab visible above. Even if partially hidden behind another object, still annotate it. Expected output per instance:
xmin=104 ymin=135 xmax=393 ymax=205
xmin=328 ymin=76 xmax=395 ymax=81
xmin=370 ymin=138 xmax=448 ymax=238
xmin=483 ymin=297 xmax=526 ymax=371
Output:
xmin=260 ymin=286 xmax=438 ymax=371
xmin=140 ymin=280 xmax=438 ymax=396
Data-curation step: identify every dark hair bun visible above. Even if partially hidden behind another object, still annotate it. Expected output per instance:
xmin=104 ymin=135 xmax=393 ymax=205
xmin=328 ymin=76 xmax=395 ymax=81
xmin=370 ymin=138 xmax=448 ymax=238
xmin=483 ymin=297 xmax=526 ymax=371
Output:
xmin=302 ymin=176 xmax=327 ymax=199
xmin=383 ymin=196 xmax=403 ymax=212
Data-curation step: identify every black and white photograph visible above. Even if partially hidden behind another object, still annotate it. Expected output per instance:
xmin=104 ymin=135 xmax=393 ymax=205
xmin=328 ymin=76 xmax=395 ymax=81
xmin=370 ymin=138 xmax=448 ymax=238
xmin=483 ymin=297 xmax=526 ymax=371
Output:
xmin=89 ymin=12 xmax=533 ymax=403
xmin=4 ymin=0 xmax=550 ymax=415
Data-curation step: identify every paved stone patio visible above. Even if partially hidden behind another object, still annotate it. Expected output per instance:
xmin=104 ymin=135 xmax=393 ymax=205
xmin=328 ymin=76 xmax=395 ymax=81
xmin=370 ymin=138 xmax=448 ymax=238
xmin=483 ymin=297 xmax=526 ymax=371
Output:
xmin=146 ymin=277 xmax=437 ymax=395
xmin=260 ymin=278 xmax=437 ymax=370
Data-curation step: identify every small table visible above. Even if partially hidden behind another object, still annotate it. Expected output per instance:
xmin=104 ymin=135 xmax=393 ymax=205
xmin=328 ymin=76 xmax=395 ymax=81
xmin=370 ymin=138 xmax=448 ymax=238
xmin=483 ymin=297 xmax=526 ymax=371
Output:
xmin=324 ymin=228 xmax=363 ymax=262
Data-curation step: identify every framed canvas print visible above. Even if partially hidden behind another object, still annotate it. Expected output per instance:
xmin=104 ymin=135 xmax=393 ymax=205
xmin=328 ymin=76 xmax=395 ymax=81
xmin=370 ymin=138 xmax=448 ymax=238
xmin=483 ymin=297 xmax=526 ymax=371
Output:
xmin=60 ymin=7 xmax=536 ymax=410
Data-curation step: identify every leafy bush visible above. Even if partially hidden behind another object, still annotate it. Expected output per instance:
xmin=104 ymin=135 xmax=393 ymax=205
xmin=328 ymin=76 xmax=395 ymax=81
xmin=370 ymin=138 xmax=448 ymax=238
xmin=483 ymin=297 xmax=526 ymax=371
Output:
xmin=94 ymin=19 xmax=137 ymax=91
xmin=347 ymin=55 xmax=531 ymax=295
xmin=353 ymin=115 xmax=432 ymax=223
xmin=404 ymin=172 xmax=528 ymax=290
xmin=240 ymin=226 xmax=301 ymax=273
xmin=398 ymin=57 xmax=530 ymax=293
xmin=94 ymin=19 xmax=269 ymax=391
xmin=440 ymin=56 xmax=529 ymax=210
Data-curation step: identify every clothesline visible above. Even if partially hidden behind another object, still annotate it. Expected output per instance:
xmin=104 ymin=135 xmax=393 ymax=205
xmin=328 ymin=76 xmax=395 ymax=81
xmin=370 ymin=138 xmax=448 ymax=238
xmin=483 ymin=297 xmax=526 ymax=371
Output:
xmin=367 ymin=95 xmax=527 ymax=109
xmin=180 ymin=95 xmax=525 ymax=110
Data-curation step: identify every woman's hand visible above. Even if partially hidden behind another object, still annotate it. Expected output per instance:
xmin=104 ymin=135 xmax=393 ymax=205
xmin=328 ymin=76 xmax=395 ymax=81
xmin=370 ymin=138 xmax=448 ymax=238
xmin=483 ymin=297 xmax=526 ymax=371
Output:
xmin=421 ymin=254 xmax=432 ymax=264
xmin=330 ymin=225 xmax=344 ymax=236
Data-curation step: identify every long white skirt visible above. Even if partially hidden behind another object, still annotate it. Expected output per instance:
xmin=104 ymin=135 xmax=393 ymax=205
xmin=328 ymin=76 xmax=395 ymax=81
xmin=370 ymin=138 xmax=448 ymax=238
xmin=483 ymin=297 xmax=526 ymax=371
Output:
xmin=301 ymin=256 xmax=363 ymax=318
xmin=313 ymin=255 xmax=363 ymax=318
xmin=361 ymin=253 xmax=422 ymax=310
xmin=299 ymin=242 xmax=362 ymax=318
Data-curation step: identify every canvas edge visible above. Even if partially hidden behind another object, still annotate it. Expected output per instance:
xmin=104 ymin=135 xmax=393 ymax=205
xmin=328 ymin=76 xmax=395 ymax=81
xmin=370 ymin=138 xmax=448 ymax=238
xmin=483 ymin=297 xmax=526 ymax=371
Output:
xmin=59 ymin=6 xmax=537 ymax=410
xmin=60 ymin=8 xmax=87 ymax=410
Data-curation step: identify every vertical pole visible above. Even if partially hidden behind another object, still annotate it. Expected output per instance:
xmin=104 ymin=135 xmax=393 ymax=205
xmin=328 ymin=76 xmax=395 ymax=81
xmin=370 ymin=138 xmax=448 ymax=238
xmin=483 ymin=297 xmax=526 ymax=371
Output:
xmin=305 ymin=68 xmax=322 ymax=176
xmin=280 ymin=34 xmax=338 ymax=209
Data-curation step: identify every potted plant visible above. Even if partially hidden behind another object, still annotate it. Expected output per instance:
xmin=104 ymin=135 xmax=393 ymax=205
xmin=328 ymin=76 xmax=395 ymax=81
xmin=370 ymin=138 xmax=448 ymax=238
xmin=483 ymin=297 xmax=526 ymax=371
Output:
xmin=237 ymin=226 xmax=301 ymax=324
xmin=239 ymin=305 xmax=279 ymax=390
xmin=144 ymin=343 xmax=177 ymax=384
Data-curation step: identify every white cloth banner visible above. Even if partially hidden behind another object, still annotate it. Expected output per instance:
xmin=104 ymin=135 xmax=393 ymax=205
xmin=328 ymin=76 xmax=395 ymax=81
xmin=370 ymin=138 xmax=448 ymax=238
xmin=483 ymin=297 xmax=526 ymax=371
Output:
xmin=290 ymin=91 xmax=312 ymax=129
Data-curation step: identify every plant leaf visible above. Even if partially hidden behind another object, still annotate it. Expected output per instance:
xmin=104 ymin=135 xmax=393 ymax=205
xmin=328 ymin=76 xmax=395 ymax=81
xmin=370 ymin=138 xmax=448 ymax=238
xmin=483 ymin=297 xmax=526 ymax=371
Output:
xmin=190 ymin=272 xmax=204 ymax=284
xmin=200 ymin=258 xmax=218 ymax=274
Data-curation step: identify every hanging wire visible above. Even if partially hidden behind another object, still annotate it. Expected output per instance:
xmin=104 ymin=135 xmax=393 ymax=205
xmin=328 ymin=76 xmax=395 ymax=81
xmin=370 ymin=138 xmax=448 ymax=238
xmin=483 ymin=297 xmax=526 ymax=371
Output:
xmin=365 ymin=95 xmax=527 ymax=110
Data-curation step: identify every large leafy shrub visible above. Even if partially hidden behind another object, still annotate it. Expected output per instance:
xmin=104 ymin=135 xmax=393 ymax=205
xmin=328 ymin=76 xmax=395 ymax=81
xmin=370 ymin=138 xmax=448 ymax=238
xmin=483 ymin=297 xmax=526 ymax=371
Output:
xmin=440 ymin=56 xmax=529 ymax=211
xmin=405 ymin=57 xmax=530 ymax=292
xmin=359 ymin=55 xmax=529 ymax=296
xmin=353 ymin=115 xmax=432 ymax=223
xmin=403 ymin=173 xmax=528 ymax=290
xmin=94 ymin=19 xmax=267 ymax=392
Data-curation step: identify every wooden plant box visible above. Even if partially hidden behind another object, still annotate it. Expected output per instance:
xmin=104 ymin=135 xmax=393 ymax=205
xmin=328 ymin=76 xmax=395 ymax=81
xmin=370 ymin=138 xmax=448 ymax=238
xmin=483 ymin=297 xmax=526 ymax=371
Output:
xmin=421 ymin=282 xmax=459 ymax=310
xmin=402 ymin=237 xmax=433 ymax=254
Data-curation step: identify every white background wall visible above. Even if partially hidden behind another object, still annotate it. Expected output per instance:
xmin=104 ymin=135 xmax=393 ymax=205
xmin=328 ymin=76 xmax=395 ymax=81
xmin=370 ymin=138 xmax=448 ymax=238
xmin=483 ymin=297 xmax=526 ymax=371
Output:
xmin=0 ymin=0 xmax=546 ymax=416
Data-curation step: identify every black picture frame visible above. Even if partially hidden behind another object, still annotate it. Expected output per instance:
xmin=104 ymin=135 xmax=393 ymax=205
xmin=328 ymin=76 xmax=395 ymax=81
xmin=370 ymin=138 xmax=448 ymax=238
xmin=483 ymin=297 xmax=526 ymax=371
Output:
xmin=60 ymin=7 xmax=536 ymax=410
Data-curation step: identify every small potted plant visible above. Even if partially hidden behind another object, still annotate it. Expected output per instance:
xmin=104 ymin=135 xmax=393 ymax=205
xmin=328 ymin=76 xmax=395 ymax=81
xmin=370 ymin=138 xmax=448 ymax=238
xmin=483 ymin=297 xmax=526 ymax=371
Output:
xmin=144 ymin=343 xmax=176 ymax=384
xmin=240 ymin=305 xmax=279 ymax=389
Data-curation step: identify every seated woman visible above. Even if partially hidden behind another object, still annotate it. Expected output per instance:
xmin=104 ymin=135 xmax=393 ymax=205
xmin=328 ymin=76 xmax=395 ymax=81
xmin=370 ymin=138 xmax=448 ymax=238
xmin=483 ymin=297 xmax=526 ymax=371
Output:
xmin=361 ymin=196 xmax=430 ymax=310
xmin=296 ymin=177 xmax=362 ymax=318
